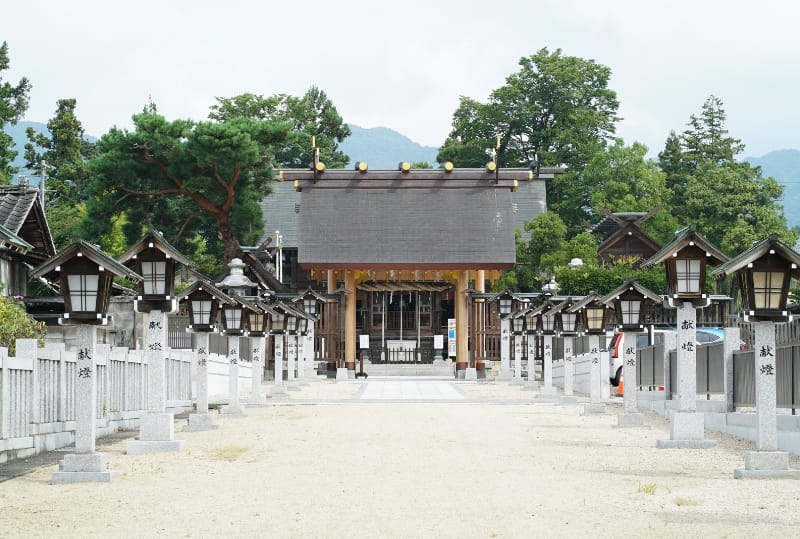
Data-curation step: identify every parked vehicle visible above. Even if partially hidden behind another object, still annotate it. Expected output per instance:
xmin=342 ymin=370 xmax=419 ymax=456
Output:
xmin=607 ymin=327 xmax=733 ymax=387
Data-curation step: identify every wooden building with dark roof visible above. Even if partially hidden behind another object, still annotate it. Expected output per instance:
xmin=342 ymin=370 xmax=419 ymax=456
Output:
xmin=0 ymin=184 xmax=56 ymax=297
xmin=591 ymin=210 xmax=662 ymax=266
xmin=278 ymin=165 xmax=555 ymax=375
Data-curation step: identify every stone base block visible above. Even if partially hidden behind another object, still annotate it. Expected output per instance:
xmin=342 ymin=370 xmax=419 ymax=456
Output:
xmin=615 ymin=412 xmax=649 ymax=428
xmin=559 ymin=395 xmax=579 ymax=405
xmin=521 ymin=381 xmax=539 ymax=391
xmin=670 ymin=411 xmax=706 ymax=440
xmin=60 ymin=452 xmax=108 ymax=472
xmin=496 ymin=369 xmax=513 ymax=381
xmin=511 ymin=376 xmax=525 ymax=386
xmin=657 ymin=439 xmax=717 ymax=449
xmin=539 ymin=386 xmax=558 ymax=397
xmin=335 ymin=368 xmax=349 ymax=381
xmin=220 ymin=404 xmax=246 ymax=416
xmin=248 ymin=393 xmax=268 ymax=406
xmin=464 ymin=368 xmax=477 ymax=381
xmin=271 ymin=385 xmax=288 ymax=396
xmin=53 ymin=469 xmax=118 ymax=484
xmin=127 ymin=439 xmax=186 ymax=455
xmin=581 ymin=403 xmax=607 ymax=416
xmin=735 ymin=451 xmax=800 ymax=478
xmin=184 ymin=413 xmax=219 ymax=431
xmin=139 ymin=413 xmax=175 ymax=442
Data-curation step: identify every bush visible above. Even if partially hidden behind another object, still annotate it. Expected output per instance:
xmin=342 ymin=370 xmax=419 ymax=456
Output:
xmin=0 ymin=296 xmax=46 ymax=355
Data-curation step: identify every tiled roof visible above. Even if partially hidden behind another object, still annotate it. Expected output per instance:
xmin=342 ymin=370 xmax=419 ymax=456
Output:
xmin=0 ymin=185 xmax=38 ymax=234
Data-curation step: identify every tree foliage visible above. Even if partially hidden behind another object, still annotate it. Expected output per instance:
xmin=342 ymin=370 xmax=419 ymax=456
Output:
xmin=658 ymin=95 xmax=795 ymax=254
xmin=0 ymin=295 xmax=46 ymax=355
xmin=209 ymin=86 xmax=350 ymax=168
xmin=24 ymin=98 xmax=96 ymax=249
xmin=81 ymin=110 xmax=291 ymax=270
xmin=0 ymin=41 xmax=32 ymax=183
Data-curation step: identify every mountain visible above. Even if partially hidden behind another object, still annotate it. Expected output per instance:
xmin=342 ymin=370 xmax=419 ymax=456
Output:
xmin=339 ymin=125 xmax=439 ymax=169
xmin=744 ymin=149 xmax=800 ymax=228
xmin=6 ymin=121 xmax=47 ymax=174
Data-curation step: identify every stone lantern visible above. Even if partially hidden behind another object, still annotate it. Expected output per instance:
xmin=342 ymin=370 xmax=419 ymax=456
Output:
xmin=118 ymin=230 xmax=195 ymax=453
xmin=601 ymin=280 xmax=662 ymax=427
xmin=643 ymin=226 xmax=729 ymax=449
xmin=179 ymin=278 xmax=232 ymax=431
xmin=32 ymin=240 xmax=142 ymax=483
xmin=569 ymin=293 xmax=610 ymax=412
xmin=712 ymin=235 xmax=800 ymax=479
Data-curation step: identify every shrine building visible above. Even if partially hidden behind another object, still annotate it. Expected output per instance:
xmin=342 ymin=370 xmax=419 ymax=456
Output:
xmin=268 ymin=163 xmax=558 ymax=376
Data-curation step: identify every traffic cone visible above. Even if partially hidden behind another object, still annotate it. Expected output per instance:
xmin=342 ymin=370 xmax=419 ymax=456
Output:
xmin=617 ymin=373 xmax=624 ymax=396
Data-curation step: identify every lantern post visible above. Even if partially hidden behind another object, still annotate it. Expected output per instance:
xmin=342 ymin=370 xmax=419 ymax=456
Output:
xmin=713 ymin=235 xmax=800 ymax=478
xmin=118 ymin=231 xmax=195 ymax=454
xmin=509 ymin=308 xmax=527 ymax=385
xmin=553 ymin=298 xmax=579 ymax=403
xmin=217 ymin=258 xmax=259 ymax=415
xmin=531 ymin=300 xmax=559 ymax=400
xmin=643 ymin=226 xmax=728 ymax=448
xmin=247 ymin=301 xmax=272 ymax=405
xmin=523 ymin=309 xmax=540 ymax=390
xmin=495 ymin=290 xmax=517 ymax=381
xmin=600 ymin=280 xmax=662 ymax=427
xmin=179 ymin=279 xmax=231 ymax=430
xmin=32 ymin=241 xmax=142 ymax=483
xmin=269 ymin=302 xmax=288 ymax=397
xmin=570 ymin=293 xmax=609 ymax=414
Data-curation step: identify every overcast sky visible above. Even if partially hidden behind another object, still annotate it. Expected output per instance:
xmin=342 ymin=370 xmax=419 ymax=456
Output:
xmin=3 ymin=1 xmax=798 ymax=158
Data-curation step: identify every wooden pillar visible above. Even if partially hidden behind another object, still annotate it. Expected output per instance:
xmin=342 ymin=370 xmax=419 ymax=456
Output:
xmin=345 ymin=270 xmax=356 ymax=371
xmin=455 ymin=270 xmax=469 ymax=372
xmin=326 ymin=270 xmax=337 ymax=371
xmin=475 ymin=269 xmax=485 ymax=373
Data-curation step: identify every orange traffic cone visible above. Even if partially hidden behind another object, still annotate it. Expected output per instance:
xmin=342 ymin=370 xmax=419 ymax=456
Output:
xmin=617 ymin=373 xmax=624 ymax=396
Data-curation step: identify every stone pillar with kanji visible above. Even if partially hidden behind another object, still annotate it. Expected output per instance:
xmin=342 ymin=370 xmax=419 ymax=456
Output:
xmin=128 ymin=310 xmax=187 ymax=453
xmin=52 ymin=325 xmax=119 ymax=484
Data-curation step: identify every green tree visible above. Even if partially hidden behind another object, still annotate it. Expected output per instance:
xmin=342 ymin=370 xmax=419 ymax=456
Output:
xmin=584 ymin=139 xmax=678 ymax=243
xmin=0 ymin=42 xmax=32 ymax=183
xmin=209 ymin=86 xmax=350 ymax=168
xmin=0 ymin=295 xmax=46 ymax=355
xmin=437 ymin=48 xmax=620 ymax=232
xmin=24 ymin=98 xmax=96 ymax=248
xmin=82 ymin=111 xmax=291 ymax=266
xmin=659 ymin=95 xmax=795 ymax=253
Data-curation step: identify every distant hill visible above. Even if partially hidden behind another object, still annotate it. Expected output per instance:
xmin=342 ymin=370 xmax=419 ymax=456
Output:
xmin=744 ymin=149 xmax=800 ymax=228
xmin=6 ymin=121 xmax=47 ymax=176
xmin=339 ymin=125 xmax=439 ymax=169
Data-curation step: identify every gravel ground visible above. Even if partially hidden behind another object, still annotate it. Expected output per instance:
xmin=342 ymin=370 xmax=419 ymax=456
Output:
xmin=1 ymin=379 xmax=799 ymax=538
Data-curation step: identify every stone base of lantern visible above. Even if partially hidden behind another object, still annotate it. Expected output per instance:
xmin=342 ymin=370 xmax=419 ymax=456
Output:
xmin=581 ymin=403 xmax=607 ymax=416
xmin=184 ymin=412 xmax=219 ymax=431
xmin=657 ymin=411 xmax=716 ymax=449
xmin=614 ymin=412 xmax=649 ymax=428
xmin=127 ymin=413 xmax=186 ymax=454
xmin=52 ymin=453 xmax=118 ymax=484
xmin=734 ymin=451 xmax=800 ymax=479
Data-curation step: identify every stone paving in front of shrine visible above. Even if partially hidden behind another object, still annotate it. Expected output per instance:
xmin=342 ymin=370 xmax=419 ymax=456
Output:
xmin=355 ymin=379 xmax=467 ymax=401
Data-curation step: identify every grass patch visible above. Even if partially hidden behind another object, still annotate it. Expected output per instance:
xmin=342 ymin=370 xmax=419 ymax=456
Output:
xmin=210 ymin=444 xmax=250 ymax=462
xmin=674 ymin=497 xmax=701 ymax=506
xmin=637 ymin=482 xmax=657 ymax=495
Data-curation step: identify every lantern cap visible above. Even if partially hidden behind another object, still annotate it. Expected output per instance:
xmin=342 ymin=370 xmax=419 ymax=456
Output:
xmin=711 ymin=234 xmax=800 ymax=280
xmin=31 ymin=239 xmax=143 ymax=284
xmin=177 ymin=276 xmax=235 ymax=305
xmin=566 ymin=292 xmax=604 ymax=313
xmin=598 ymin=280 xmax=662 ymax=308
xmin=641 ymin=225 xmax=729 ymax=269
xmin=117 ymin=228 xmax=196 ymax=270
